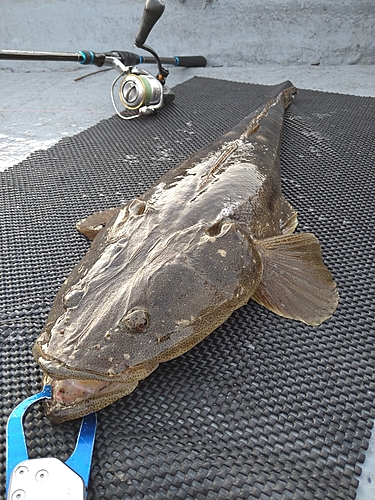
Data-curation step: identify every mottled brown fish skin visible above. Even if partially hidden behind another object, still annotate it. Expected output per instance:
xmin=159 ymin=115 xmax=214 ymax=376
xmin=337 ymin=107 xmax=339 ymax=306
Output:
xmin=33 ymin=83 xmax=338 ymax=422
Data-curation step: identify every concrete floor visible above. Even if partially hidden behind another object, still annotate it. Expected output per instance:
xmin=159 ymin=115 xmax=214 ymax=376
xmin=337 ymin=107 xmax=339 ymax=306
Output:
xmin=1 ymin=62 xmax=374 ymax=498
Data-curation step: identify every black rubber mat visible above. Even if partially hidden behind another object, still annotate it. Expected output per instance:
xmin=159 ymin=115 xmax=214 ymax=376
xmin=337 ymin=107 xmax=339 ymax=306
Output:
xmin=1 ymin=77 xmax=374 ymax=500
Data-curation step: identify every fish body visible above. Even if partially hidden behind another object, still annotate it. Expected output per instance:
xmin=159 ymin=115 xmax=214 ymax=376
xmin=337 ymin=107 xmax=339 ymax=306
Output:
xmin=33 ymin=83 xmax=338 ymax=422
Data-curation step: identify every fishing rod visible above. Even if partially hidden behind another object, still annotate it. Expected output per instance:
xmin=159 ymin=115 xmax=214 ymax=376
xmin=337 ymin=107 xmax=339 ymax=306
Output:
xmin=0 ymin=49 xmax=206 ymax=69
xmin=0 ymin=0 xmax=206 ymax=120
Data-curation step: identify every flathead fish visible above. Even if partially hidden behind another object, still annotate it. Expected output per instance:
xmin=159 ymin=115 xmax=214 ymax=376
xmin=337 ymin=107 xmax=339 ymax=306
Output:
xmin=33 ymin=82 xmax=339 ymax=422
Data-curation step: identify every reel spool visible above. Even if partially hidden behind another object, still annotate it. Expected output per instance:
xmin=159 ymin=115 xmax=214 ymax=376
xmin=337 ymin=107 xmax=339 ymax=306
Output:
xmin=111 ymin=67 xmax=175 ymax=120
xmin=119 ymin=73 xmax=162 ymax=111
xmin=111 ymin=66 xmax=169 ymax=120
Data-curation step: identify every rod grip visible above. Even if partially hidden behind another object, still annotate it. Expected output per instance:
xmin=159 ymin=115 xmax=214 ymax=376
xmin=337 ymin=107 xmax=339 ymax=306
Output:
xmin=173 ymin=56 xmax=207 ymax=67
xmin=135 ymin=0 xmax=165 ymax=47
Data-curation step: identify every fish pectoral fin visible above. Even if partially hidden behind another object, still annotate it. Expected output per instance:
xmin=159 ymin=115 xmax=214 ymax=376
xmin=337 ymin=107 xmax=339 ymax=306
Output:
xmin=253 ymin=233 xmax=339 ymax=326
xmin=76 ymin=207 xmax=121 ymax=240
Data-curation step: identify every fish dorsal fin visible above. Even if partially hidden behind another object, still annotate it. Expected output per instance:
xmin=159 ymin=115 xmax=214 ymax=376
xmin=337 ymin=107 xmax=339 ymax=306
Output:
xmin=198 ymin=141 xmax=240 ymax=192
xmin=253 ymin=233 xmax=339 ymax=325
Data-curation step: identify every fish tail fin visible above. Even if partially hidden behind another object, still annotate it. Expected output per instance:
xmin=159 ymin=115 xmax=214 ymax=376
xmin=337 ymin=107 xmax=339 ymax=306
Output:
xmin=252 ymin=233 xmax=339 ymax=326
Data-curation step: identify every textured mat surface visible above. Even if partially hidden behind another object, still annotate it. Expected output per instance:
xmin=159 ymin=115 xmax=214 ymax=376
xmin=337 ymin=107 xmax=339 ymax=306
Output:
xmin=1 ymin=77 xmax=374 ymax=500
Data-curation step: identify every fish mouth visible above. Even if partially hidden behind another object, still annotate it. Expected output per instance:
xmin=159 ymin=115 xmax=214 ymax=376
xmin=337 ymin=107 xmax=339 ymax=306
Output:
xmin=43 ymin=375 xmax=140 ymax=423
xmin=35 ymin=355 xmax=159 ymax=423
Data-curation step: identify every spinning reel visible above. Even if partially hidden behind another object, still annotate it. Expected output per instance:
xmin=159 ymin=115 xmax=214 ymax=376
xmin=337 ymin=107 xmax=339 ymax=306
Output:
xmin=107 ymin=0 xmax=177 ymax=119
xmin=0 ymin=0 xmax=206 ymax=119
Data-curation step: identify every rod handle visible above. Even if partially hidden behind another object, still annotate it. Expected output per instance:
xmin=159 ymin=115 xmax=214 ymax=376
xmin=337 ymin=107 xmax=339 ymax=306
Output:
xmin=173 ymin=56 xmax=207 ymax=67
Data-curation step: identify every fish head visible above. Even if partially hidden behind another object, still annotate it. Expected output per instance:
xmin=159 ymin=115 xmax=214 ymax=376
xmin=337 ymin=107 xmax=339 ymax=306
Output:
xmin=33 ymin=215 xmax=261 ymax=422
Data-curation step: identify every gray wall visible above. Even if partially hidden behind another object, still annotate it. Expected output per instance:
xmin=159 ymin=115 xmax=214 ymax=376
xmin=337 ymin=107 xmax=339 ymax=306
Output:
xmin=1 ymin=0 xmax=374 ymax=70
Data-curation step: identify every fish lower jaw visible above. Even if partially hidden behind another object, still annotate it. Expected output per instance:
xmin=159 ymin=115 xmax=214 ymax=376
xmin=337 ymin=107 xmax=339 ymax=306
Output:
xmin=43 ymin=375 xmax=139 ymax=423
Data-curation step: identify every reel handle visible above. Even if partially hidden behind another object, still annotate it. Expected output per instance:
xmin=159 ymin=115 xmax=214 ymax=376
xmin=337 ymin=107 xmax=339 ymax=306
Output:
xmin=135 ymin=0 xmax=165 ymax=47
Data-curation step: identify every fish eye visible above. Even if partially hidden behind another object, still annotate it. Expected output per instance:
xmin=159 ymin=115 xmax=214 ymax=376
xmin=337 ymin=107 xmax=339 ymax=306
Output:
xmin=121 ymin=308 xmax=150 ymax=334
xmin=63 ymin=289 xmax=85 ymax=309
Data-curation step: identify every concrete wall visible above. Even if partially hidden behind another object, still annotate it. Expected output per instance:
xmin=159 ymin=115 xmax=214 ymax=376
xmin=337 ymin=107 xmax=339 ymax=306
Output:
xmin=1 ymin=0 xmax=374 ymax=70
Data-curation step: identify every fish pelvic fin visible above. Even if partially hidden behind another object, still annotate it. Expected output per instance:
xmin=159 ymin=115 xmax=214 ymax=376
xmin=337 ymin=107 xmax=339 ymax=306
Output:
xmin=252 ymin=233 xmax=339 ymax=326
xmin=76 ymin=207 xmax=121 ymax=240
